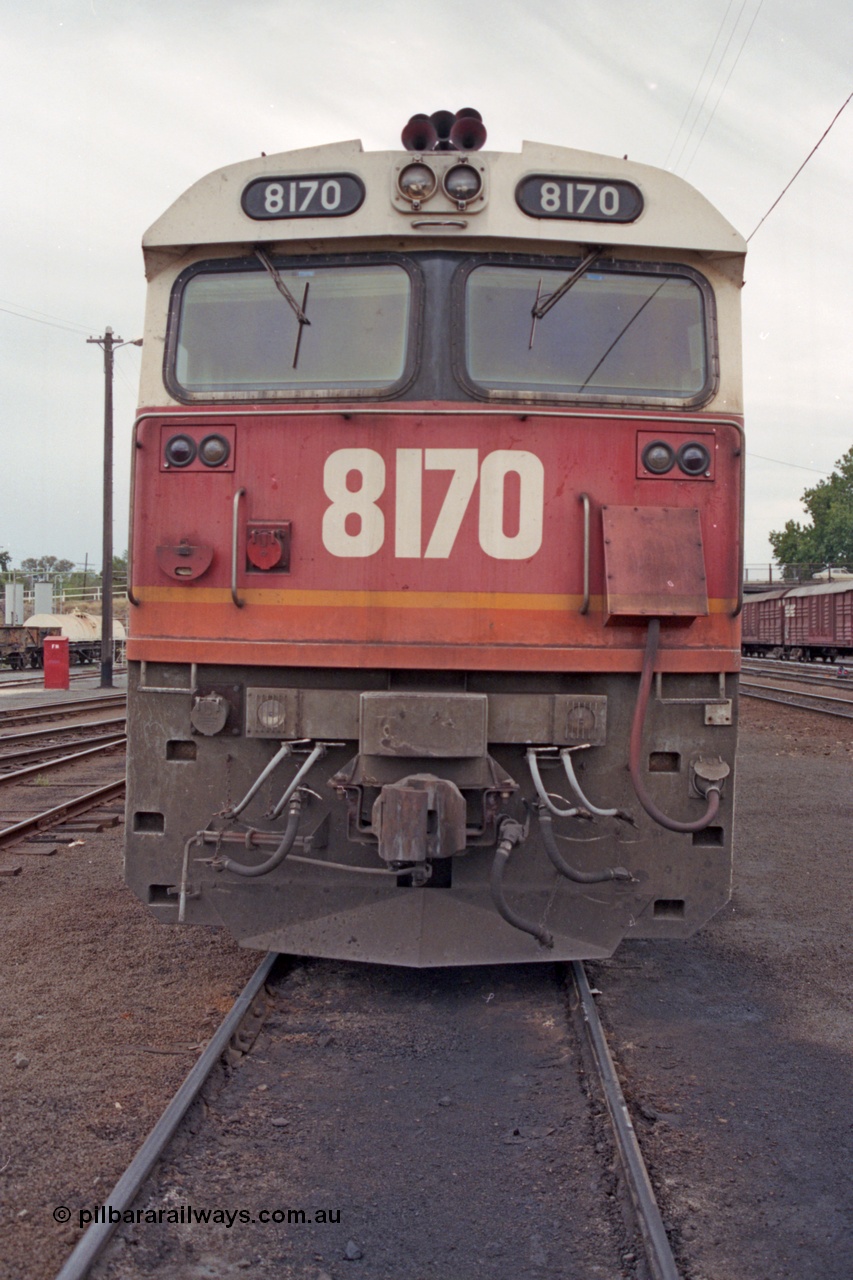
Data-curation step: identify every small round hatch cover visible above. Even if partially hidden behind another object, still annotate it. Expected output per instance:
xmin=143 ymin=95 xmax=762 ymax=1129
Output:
xmin=191 ymin=694 xmax=230 ymax=736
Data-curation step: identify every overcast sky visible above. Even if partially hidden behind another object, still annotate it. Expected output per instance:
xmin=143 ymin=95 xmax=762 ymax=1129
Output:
xmin=1 ymin=0 xmax=850 ymax=575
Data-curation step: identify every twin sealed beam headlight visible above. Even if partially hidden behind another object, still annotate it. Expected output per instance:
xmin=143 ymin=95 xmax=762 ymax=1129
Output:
xmin=164 ymin=432 xmax=231 ymax=468
xmin=641 ymin=439 xmax=711 ymax=477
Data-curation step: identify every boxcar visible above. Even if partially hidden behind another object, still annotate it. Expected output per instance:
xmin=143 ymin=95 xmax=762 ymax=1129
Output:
xmin=742 ymin=581 xmax=853 ymax=661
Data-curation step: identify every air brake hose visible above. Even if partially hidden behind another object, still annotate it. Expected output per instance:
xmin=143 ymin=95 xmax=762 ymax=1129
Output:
xmin=629 ymin=619 xmax=722 ymax=833
xmin=489 ymin=820 xmax=554 ymax=949
xmin=220 ymin=794 xmax=303 ymax=877
xmin=537 ymin=808 xmax=632 ymax=883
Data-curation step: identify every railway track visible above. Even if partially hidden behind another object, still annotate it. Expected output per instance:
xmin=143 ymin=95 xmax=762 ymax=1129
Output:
xmin=0 ymin=777 xmax=126 ymax=853
xmin=741 ymin=658 xmax=853 ymax=690
xmin=54 ymin=958 xmax=682 ymax=1280
xmin=740 ymin=678 xmax=853 ymax=720
xmin=0 ymin=702 xmax=127 ymax=854
xmin=0 ymin=694 xmax=126 ymax=730
xmin=0 ymin=668 xmax=126 ymax=692
xmin=0 ymin=737 xmax=126 ymax=787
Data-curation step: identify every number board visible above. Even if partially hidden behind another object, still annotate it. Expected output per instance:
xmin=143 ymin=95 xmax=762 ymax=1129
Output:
xmin=516 ymin=175 xmax=643 ymax=223
xmin=242 ymin=173 xmax=365 ymax=220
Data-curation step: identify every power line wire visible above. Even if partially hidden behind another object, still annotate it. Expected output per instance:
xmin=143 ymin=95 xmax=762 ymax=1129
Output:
xmin=0 ymin=305 xmax=91 ymax=336
xmin=747 ymin=452 xmax=831 ymax=475
xmin=670 ymin=0 xmax=752 ymax=173
xmin=682 ymin=0 xmax=766 ymax=176
xmin=0 ymin=299 xmax=97 ymax=336
xmin=747 ymin=91 xmax=853 ymax=241
xmin=664 ymin=0 xmax=737 ymax=170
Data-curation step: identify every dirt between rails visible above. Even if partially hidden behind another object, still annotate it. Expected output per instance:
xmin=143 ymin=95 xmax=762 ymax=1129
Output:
xmin=92 ymin=963 xmax=634 ymax=1280
xmin=0 ymin=695 xmax=850 ymax=1280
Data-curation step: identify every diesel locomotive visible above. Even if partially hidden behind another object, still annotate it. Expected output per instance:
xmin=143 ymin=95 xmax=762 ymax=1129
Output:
xmin=124 ymin=110 xmax=745 ymax=965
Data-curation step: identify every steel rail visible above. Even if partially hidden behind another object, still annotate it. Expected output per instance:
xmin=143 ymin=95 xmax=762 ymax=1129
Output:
xmin=0 ymin=730 xmax=126 ymax=768
xmin=0 ymin=697 xmax=126 ymax=729
xmin=53 ymin=951 xmax=278 ymax=1280
xmin=740 ymin=681 xmax=853 ymax=719
xmin=0 ymin=738 xmax=126 ymax=786
xmin=571 ymin=961 xmax=681 ymax=1280
xmin=741 ymin=660 xmax=853 ymax=689
xmin=0 ymin=667 xmax=127 ymax=691
xmin=0 ymin=778 xmax=126 ymax=852
xmin=0 ymin=715 xmax=126 ymax=746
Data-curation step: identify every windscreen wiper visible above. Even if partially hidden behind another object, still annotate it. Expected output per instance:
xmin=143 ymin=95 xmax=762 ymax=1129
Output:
xmin=529 ymin=246 xmax=605 ymax=350
xmin=531 ymin=246 xmax=605 ymax=321
xmin=254 ymin=247 xmax=311 ymax=368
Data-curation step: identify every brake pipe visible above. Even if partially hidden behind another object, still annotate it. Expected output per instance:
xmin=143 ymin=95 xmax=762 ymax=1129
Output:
xmin=226 ymin=741 xmax=296 ymax=818
xmin=629 ymin=619 xmax=722 ymax=833
xmin=220 ymin=793 xmax=303 ymax=878
xmin=489 ymin=819 xmax=554 ymax=949
xmin=560 ymin=748 xmax=626 ymax=819
xmin=270 ymin=743 xmax=326 ymax=818
xmin=526 ymin=748 xmax=581 ymax=817
xmin=537 ymin=808 xmax=632 ymax=884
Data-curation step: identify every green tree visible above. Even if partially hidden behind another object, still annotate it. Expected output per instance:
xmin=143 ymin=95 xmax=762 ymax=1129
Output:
xmin=0 ymin=548 xmax=11 ymax=574
xmin=769 ymin=447 xmax=853 ymax=577
xmin=20 ymin=555 xmax=75 ymax=580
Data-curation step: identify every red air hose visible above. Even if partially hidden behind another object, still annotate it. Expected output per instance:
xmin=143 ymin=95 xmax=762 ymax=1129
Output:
xmin=629 ymin=620 xmax=722 ymax=833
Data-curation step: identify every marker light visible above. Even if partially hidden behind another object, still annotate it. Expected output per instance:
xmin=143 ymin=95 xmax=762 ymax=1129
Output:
xmin=256 ymin=697 xmax=288 ymax=731
xmin=164 ymin=434 xmax=196 ymax=467
xmin=397 ymin=162 xmax=437 ymax=203
xmin=199 ymin=433 xmax=231 ymax=467
xmin=641 ymin=440 xmax=676 ymax=474
xmin=442 ymin=163 xmax=483 ymax=206
xmin=678 ymin=441 xmax=711 ymax=476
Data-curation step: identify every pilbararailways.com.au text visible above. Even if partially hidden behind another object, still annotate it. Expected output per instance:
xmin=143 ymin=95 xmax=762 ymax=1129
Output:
xmin=63 ymin=1205 xmax=341 ymax=1230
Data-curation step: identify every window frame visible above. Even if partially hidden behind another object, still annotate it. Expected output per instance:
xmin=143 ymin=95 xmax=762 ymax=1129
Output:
xmin=164 ymin=252 xmax=424 ymax=404
xmin=451 ymin=253 xmax=719 ymax=410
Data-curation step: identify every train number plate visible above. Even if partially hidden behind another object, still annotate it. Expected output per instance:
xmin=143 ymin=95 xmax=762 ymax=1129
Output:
xmin=516 ymin=175 xmax=643 ymax=223
xmin=242 ymin=173 xmax=365 ymax=220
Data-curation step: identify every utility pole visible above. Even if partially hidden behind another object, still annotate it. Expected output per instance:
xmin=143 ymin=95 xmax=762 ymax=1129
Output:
xmin=87 ymin=327 xmax=142 ymax=688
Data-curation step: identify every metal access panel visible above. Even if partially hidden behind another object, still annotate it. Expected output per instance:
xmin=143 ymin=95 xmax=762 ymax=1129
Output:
xmin=360 ymin=692 xmax=488 ymax=758
xmin=602 ymin=505 xmax=708 ymax=621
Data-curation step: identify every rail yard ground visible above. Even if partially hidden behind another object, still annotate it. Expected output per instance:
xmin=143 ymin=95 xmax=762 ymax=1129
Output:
xmin=0 ymin=690 xmax=851 ymax=1280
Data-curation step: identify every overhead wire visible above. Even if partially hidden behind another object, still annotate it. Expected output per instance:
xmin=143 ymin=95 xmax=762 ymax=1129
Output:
xmin=664 ymin=0 xmax=737 ymax=170
xmin=681 ymin=0 xmax=766 ymax=176
xmin=669 ymin=0 xmax=753 ymax=173
xmin=746 ymin=91 xmax=853 ymax=241
xmin=746 ymin=453 xmax=832 ymax=475
xmin=0 ymin=303 xmax=94 ymax=336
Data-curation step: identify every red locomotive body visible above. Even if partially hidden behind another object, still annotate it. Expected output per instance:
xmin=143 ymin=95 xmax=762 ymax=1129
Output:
xmin=125 ymin=121 xmax=745 ymax=964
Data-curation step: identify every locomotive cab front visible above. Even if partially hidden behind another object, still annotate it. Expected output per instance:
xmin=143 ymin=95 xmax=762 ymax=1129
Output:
xmin=125 ymin=118 xmax=745 ymax=965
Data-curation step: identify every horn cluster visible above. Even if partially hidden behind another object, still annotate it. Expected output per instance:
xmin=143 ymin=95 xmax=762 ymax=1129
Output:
xmin=401 ymin=108 xmax=487 ymax=153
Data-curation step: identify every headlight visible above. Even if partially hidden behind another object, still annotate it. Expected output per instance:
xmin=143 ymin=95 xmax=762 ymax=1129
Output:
xmin=199 ymin=433 xmax=231 ymax=467
xmin=641 ymin=440 xmax=676 ymax=474
xmin=677 ymin=441 xmax=711 ymax=476
xmin=164 ymin=434 xmax=196 ymax=468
